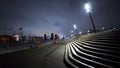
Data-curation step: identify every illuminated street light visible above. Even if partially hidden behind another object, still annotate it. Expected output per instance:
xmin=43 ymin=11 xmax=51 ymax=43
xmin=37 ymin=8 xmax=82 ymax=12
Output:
xmin=71 ymin=34 xmax=74 ymax=37
xmin=71 ymin=30 xmax=73 ymax=33
xmin=85 ymin=3 xmax=92 ymax=13
xmin=102 ymin=27 xmax=105 ymax=30
xmin=84 ymin=3 xmax=96 ymax=33
xmin=73 ymin=24 xmax=77 ymax=29
xmin=87 ymin=30 xmax=90 ymax=33
xmin=70 ymin=30 xmax=74 ymax=37
xmin=87 ymin=30 xmax=90 ymax=34
xmin=73 ymin=24 xmax=79 ymax=35
xmin=113 ymin=28 xmax=116 ymax=30
xmin=79 ymin=31 xmax=82 ymax=35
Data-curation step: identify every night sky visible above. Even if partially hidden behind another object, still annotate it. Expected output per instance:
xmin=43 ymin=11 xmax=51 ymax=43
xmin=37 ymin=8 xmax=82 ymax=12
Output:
xmin=0 ymin=0 xmax=120 ymax=36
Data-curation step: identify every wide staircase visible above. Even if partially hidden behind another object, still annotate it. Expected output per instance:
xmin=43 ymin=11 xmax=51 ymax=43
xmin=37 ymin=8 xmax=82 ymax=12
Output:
xmin=64 ymin=30 xmax=120 ymax=68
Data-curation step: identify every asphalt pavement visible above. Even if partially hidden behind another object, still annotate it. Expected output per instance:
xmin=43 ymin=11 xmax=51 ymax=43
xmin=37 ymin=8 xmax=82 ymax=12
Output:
xmin=0 ymin=41 xmax=67 ymax=68
xmin=0 ymin=41 xmax=54 ymax=54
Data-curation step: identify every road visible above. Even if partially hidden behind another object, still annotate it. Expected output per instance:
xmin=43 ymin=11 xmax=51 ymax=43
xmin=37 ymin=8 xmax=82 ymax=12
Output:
xmin=0 ymin=41 xmax=67 ymax=68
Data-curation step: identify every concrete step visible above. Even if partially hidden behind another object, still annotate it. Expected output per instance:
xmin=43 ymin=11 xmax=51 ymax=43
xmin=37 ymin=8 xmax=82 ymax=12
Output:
xmin=64 ymin=30 xmax=120 ymax=68
xmin=72 ymin=42 xmax=120 ymax=67
xmin=70 ymin=43 xmax=113 ymax=68
xmin=84 ymin=41 xmax=120 ymax=47
xmin=68 ymin=43 xmax=93 ymax=68
xmin=64 ymin=43 xmax=77 ymax=68
xmin=74 ymin=42 xmax=120 ymax=62
xmin=75 ymin=42 xmax=120 ymax=55
xmin=80 ymin=41 xmax=120 ymax=51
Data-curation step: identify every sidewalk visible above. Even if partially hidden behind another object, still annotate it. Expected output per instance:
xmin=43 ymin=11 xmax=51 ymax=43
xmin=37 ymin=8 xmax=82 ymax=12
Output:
xmin=0 ymin=41 xmax=66 ymax=68
xmin=0 ymin=41 xmax=54 ymax=55
xmin=0 ymin=44 xmax=32 ymax=54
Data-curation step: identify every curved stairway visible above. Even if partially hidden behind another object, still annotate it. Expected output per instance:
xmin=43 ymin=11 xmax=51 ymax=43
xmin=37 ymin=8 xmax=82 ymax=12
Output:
xmin=64 ymin=30 xmax=120 ymax=68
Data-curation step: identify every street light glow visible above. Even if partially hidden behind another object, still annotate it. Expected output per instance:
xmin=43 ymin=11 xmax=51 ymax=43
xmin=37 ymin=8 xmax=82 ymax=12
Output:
xmin=79 ymin=31 xmax=82 ymax=34
xmin=73 ymin=24 xmax=77 ymax=29
xmin=87 ymin=30 xmax=90 ymax=33
xmin=71 ymin=34 xmax=74 ymax=37
xmin=84 ymin=3 xmax=96 ymax=33
xmin=113 ymin=28 xmax=116 ymax=30
xmin=71 ymin=30 xmax=73 ymax=33
xmin=102 ymin=27 xmax=105 ymax=30
xmin=85 ymin=3 xmax=91 ymax=13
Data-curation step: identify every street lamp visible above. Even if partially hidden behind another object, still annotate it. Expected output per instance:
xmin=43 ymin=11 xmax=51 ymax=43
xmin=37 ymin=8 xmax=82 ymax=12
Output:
xmin=113 ymin=28 xmax=116 ymax=30
xmin=79 ymin=31 xmax=82 ymax=35
xmin=85 ymin=3 xmax=96 ymax=33
xmin=102 ymin=27 xmax=105 ymax=30
xmin=73 ymin=24 xmax=79 ymax=35
xmin=70 ymin=30 xmax=73 ymax=36
xmin=71 ymin=30 xmax=73 ymax=33
xmin=73 ymin=24 xmax=77 ymax=29
xmin=87 ymin=30 xmax=90 ymax=34
xmin=87 ymin=30 xmax=90 ymax=33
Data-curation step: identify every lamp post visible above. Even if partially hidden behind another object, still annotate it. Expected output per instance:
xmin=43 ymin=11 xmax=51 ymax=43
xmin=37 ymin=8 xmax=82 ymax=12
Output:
xmin=87 ymin=30 xmax=90 ymax=33
xmin=71 ymin=30 xmax=73 ymax=33
xmin=85 ymin=3 xmax=96 ymax=33
xmin=102 ymin=27 xmax=105 ymax=30
xmin=73 ymin=24 xmax=78 ymax=35
xmin=79 ymin=31 xmax=82 ymax=35
xmin=102 ymin=27 xmax=105 ymax=31
xmin=70 ymin=30 xmax=74 ymax=36
xmin=73 ymin=24 xmax=77 ymax=29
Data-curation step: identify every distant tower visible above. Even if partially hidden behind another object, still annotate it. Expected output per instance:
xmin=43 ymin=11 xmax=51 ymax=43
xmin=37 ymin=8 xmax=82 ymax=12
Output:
xmin=44 ymin=34 xmax=47 ymax=41
xmin=50 ymin=33 xmax=54 ymax=40
xmin=55 ymin=34 xmax=59 ymax=40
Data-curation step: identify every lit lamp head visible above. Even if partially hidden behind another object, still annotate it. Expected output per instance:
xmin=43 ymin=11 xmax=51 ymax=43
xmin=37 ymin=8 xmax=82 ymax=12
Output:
xmin=73 ymin=24 xmax=77 ymax=29
xmin=71 ymin=30 xmax=73 ymax=33
xmin=87 ymin=30 xmax=90 ymax=33
xmin=102 ymin=27 xmax=105 ymax=30
xmin=85 ymin=3 xmax=92 ymax=13
xmin=79 ymin=31 xmax=82 ymax=34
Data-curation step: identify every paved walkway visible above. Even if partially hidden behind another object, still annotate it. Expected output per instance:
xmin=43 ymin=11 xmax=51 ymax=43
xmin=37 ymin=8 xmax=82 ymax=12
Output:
xmin=0 ymin=41 xmax=67 ymax=68
xmin=0 ymin=41 xmax=54 ymax=54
